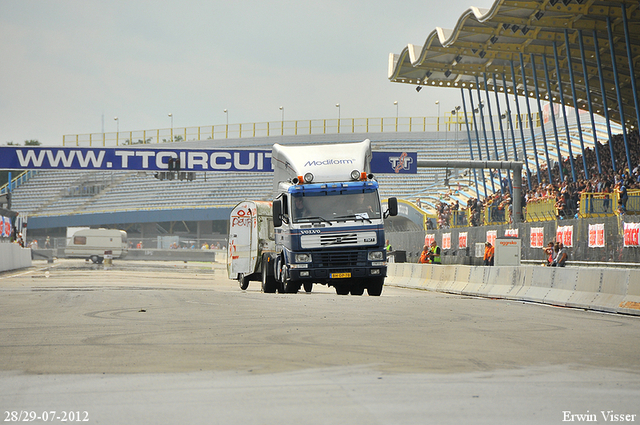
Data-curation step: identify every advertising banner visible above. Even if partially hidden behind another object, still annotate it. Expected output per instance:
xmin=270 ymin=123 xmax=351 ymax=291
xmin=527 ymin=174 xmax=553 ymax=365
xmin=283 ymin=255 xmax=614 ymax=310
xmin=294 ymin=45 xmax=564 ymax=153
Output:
xmin=505 ymin=228 xmax=519 ymax=238
xmin=1 ymin=216 xmax=12 ymax=238
xmin=371 ymin=151 xmax=417 ymax=174
xmin=442 ymin=233 xmax=451 ymax=250
xmin=623 ymin=222 xmax=640 ymax=247
xmin=459 ymin=232 xmax=468 ymax=249
xmin=556 ymin=225 xmax=574 ymax=247
xmin=0 ymin=147 xmax=272 ymax=172
xmin=0 ymin=147 xmax=416 ymax=174
xmin=486 ymin=230 xmax=497 ymax=246
xmin=530 ymin=227 xmax=544 ymax=248
xmin=425 ymin=234 xmax=435 ymax=247
xmin=588 ymin=223 xmax=605 ymax=248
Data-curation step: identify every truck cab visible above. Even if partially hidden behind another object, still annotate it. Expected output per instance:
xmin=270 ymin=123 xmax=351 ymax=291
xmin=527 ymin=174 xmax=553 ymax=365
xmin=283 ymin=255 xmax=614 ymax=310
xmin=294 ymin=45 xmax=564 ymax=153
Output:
xmin=272 ymin=178 xmax=396 ymax=295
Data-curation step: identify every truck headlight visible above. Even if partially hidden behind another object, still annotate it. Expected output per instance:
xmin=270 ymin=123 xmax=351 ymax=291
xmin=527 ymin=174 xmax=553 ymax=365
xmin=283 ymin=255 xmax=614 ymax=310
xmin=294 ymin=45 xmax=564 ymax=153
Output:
xmin=368 ymin=251 xmax=384 ymax=261
xmin=295 ymin=253 xmax=311 ymax=263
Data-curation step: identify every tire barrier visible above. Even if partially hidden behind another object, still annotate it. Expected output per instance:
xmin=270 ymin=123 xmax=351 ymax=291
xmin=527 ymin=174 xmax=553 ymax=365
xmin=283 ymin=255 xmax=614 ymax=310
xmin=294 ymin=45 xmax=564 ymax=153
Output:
xmin=387 ymin=263 xmax=640 ymax=316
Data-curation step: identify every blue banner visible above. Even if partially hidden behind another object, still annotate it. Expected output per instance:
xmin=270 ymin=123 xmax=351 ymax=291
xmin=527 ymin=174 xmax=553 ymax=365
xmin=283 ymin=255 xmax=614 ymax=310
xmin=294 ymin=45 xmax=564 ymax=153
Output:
xmin=371 ymin=151 xmax=417 ymax=174
xmin=0 ymin=147 xmax=416 ymax=174
xmin=0 ymin=147 xmax=273 ymax=172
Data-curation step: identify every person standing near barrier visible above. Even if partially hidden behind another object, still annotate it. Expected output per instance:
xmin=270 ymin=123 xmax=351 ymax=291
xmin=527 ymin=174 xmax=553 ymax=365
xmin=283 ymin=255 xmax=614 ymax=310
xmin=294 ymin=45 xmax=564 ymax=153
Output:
xmin=483 ymin=242 xmax=494 ymax=266
xmin=419 ymin=245 xmax=430 ymax=264
xmin=552 ymin=242 xmax=567 ymax=267
xmin=618 ymin=184 xmax=628 ymax=214
xmin=385 ymin=239 xmax=392 ymax=252
xmin=427 ymin=241 xmax=441 ymax=264
xmin=543 ymin=241 xmax=556 ymax=266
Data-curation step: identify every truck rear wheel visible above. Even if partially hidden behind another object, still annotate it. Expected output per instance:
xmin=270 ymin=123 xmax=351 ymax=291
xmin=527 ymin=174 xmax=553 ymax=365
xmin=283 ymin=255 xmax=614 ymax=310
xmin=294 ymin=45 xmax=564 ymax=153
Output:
xmin=303 ymin=282 xmax=313 ymax=293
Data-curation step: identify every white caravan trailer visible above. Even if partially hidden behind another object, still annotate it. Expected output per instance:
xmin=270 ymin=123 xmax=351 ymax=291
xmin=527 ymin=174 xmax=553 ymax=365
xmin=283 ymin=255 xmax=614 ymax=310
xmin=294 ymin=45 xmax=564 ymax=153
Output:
xmin=64 ymin=228 xmax=128 ymax=263
xmin=227 ymin=201 xmax=275 ymax=290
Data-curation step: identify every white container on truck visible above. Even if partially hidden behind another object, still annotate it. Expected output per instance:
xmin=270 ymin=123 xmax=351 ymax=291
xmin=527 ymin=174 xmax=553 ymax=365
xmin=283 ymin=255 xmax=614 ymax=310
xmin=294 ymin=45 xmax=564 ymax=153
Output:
xmin=228 ymin=139 xmax=397 ymax=295
xmin=64 ymin=228 xmax=128 ymax=263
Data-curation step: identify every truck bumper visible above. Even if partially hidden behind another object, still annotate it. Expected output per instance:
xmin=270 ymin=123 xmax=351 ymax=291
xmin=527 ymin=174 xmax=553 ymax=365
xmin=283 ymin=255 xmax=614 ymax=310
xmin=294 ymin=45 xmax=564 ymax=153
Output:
xmin=287 ymin=265 xmax=387 ymax=282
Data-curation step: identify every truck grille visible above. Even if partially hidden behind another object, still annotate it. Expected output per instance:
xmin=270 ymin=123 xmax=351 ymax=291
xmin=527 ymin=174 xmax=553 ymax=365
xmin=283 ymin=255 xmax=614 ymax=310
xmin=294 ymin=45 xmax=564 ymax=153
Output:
xmin=300 ymin=231 xmax=376 ymax=249
xmin=320 ymin=233 xmax=358 ymax=246
xmin=312 ymin=251 xmax=367 ymax=267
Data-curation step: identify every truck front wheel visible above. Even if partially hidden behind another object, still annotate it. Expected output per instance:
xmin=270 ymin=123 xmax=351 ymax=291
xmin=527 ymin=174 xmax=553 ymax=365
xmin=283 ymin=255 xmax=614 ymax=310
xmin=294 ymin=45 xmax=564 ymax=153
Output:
xmin=350 ymin=283 xmax=365 ymax=296
xmin=367 ymin=277 xmax=384 ymax=296
xmin=335 ymin=284 xmax=350 ymax=295
xmin=262 ymin=258 xmax=278 ymax=293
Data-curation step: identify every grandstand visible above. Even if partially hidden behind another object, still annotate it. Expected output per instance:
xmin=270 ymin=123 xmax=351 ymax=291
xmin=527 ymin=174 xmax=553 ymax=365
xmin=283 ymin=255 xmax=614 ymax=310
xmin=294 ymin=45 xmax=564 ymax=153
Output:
xmin=3 ymin=111 xmax=618 ymax=237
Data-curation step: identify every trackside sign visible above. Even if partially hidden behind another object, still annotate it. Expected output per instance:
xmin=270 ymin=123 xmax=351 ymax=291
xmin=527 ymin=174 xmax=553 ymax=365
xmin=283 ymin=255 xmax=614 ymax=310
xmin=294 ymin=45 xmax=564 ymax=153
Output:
xmin=0 ymin=147 xmax=416 ymax=174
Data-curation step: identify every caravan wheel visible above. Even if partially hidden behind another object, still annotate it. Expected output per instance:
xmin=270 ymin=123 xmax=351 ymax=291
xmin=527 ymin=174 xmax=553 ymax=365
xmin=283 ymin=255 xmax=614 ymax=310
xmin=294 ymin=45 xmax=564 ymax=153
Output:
xmin=238 ymin=274 xmax=250 ymax=290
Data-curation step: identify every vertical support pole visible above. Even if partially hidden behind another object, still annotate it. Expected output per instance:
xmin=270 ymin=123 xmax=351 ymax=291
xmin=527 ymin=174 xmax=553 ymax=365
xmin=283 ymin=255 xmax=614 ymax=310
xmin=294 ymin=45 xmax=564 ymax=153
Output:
xmin=607 ymin=16 xmax=632 ymax=173
xmin=468 ymin=89 xmax=484 ymax=161
xmin=553 ymin=41 xmax=578 ymax=181
xmin=461 ymin=88 xmax=481 ymax=199
xmin=593 ymin=29 xmax=616 ymax=174
xmin=520 ymin=53 xmax=543 ymax=184
xmin=483 ymin=72 xmax=504 ymax=192
xmin=510 ymin=61 xmax=532 ymax=189
xmin=542 ymin=53 xmax=564 ymax=182
xmin=621 ymin=3 xmax=640 ymax=141
xmin=468 ymin=87 xmax=489 ymax=198
xmin=512 ymin=164 xmax=523 ymax=223
xmin=475 ymin=76 xmax=496 ymax=193
xmin=530 ymin=54 xmax=553 ymax=183
xmin=578 ymin=30 xmax=602 ymax=174
xmin=493 ymin=74 xmax=512 ymax=190
xmin=502 ymin=73 xmax=519 ymax=162
xmin=564 ymin=29 xmax=589 ymax=180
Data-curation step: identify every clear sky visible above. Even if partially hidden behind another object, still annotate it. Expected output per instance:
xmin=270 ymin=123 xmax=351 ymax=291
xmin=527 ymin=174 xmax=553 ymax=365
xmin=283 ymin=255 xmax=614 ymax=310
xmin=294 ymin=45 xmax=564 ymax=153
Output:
xmin=1 ymin=0 xmax=493 ymax=146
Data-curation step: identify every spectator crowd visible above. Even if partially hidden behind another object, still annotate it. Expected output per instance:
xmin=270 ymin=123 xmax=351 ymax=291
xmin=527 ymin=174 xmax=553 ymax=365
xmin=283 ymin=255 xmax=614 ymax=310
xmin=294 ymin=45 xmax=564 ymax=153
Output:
xmin=423 ymin=130 xmax=640 ymax=228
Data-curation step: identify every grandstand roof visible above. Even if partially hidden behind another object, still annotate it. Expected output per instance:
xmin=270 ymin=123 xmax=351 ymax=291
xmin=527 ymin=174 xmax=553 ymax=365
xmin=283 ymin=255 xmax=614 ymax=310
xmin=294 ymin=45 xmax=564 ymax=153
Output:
xmin=388 ymin=0 xmax=639 ymax=129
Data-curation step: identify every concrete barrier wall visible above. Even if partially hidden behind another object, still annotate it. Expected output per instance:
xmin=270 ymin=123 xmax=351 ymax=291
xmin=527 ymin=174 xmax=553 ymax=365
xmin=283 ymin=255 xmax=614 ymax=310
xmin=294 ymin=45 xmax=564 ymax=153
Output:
xmin=387 ymin=263 xmax=640 ymax=316
xmin=0 ymin=243 xmax=32 ymax=272
xmin=119 ymin=249 xmax=216 ymax=262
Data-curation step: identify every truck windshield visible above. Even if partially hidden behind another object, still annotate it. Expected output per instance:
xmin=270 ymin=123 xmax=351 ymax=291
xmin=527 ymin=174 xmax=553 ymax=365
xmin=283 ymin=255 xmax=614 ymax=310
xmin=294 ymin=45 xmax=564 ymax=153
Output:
xmin=291 ymin=190 xmax=381 ymax=223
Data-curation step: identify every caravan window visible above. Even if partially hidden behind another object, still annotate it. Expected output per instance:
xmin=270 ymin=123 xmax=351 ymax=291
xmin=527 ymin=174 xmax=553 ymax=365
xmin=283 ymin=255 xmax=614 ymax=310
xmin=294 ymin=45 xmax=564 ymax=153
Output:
xmin=74 ymin=236 xmax=87 ymax=245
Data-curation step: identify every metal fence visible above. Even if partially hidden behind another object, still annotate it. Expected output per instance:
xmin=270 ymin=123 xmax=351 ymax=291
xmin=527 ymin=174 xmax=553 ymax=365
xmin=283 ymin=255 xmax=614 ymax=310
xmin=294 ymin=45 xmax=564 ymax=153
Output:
xmin=62 ymin=113 xmax=540 ymax=147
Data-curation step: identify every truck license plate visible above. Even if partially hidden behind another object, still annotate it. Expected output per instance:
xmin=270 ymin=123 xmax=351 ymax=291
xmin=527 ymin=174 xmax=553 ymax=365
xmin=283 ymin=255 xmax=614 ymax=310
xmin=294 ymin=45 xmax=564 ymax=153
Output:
xmin=330 ymin=272 xmax=351 ymax=279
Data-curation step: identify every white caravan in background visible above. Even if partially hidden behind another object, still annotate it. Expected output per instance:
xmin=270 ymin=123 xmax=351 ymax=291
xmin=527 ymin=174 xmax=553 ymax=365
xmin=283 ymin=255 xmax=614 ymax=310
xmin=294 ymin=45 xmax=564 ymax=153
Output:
xmin=64 ymin=228 xmax=128 ymax=263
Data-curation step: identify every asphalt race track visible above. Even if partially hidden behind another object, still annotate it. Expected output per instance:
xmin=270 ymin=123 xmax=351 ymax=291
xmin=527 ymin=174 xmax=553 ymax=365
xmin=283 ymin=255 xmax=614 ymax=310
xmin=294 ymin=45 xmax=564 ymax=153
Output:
xmin=1 ymin=260 xmax=639 ymax=424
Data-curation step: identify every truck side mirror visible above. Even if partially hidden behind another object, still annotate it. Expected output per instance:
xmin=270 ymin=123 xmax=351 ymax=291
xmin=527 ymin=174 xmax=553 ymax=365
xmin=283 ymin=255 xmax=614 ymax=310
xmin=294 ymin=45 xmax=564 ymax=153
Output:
xmin=385 ymin=197 xmax=398 ymax=218
xmin=273 ymin=199 xmax=283 ymax=227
